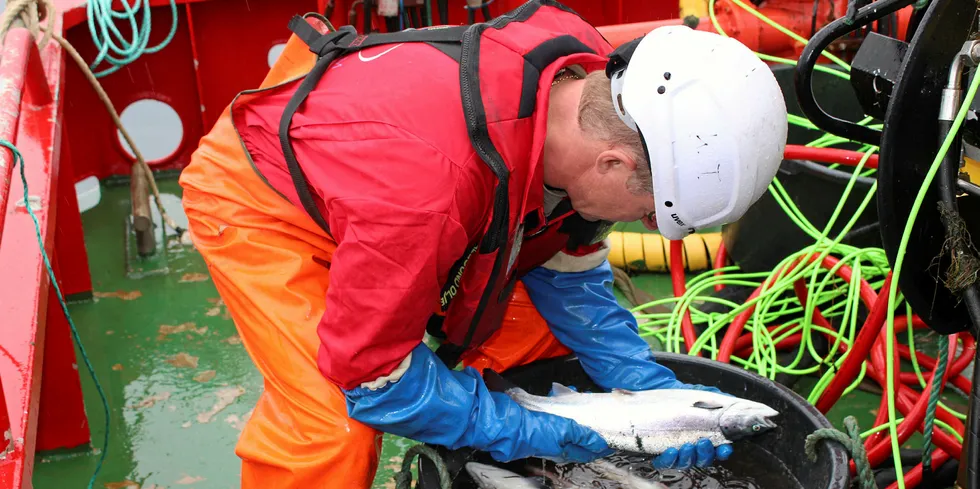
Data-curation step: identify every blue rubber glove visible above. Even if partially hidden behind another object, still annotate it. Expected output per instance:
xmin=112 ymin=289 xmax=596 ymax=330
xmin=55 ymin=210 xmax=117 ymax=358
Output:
xmin=343 ymin=343 xmax=615 ymax=464
xmin=522 ymin=259 xmax=732 ymax=469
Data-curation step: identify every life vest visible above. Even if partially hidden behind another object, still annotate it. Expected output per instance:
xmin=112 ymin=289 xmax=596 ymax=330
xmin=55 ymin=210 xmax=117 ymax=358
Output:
xmin=244 ymin=0 xmax=615 ymax=367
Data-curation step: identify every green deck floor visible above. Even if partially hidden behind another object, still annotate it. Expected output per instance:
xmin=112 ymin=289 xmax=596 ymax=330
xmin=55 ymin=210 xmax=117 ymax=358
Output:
xmin=30 ymin=177 xmax=943 ymax=489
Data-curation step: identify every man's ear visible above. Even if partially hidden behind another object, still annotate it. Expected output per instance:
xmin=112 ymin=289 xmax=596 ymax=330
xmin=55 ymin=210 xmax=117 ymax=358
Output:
xmin=595 ymin=148 xmax=637 ymax=175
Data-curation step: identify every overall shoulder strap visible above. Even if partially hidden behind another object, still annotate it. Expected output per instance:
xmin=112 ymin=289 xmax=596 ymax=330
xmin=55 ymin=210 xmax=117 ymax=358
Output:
xmin=278 ymin=18 xmax=469 ymax=237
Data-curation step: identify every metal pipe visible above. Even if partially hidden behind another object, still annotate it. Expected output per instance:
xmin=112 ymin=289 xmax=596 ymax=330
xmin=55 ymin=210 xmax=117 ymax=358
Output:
xmin=939 ymin=41 xmax=980 ymax=122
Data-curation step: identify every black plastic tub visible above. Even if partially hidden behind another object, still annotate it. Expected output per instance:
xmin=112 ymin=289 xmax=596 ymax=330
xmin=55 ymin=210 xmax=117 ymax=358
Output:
xmin=416 ymin=353 xmax=850 ymax=489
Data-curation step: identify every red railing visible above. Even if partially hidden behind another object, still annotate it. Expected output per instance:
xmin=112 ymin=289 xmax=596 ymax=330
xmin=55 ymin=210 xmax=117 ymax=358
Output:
xmin=0 ymin=27 xmax=43 ymax=247
xmin=0 ymin=11 xmax=93 ymax=489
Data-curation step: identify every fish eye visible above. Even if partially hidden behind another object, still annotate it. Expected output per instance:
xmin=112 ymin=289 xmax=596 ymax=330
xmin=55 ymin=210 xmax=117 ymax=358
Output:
xmin=752 ymin=425 xmax=762 ymax=432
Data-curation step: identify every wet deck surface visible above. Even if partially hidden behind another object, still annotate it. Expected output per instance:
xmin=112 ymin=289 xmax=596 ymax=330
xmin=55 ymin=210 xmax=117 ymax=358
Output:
xmin=33 ymin=176 xmax=897 ymax=489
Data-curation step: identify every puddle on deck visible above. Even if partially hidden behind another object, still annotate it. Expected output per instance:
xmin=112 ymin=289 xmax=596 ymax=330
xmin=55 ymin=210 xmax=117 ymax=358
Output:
xmin=31 ymin=179 xmax=411 ymax=489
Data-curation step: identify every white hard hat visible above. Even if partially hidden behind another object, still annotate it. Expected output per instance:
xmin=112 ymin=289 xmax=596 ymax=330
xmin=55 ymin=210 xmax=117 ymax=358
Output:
xmin=606 ymin=26 xmax=788 ymax=240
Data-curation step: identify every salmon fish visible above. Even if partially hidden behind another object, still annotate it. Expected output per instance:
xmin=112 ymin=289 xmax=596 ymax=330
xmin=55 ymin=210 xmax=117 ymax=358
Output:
xmin=497 ymin=378 xmax=779 ymax=455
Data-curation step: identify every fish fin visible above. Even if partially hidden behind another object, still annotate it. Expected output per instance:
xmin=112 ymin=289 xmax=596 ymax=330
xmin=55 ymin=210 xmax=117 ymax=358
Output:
xmin=612 ymin=388 xmax=636 ymax=395
xmin=693 ymin=400 xmax=725 ymax=410
xmin=482 ymin=369 xmax=535 ymax=402
xmin=550 ymin=383 xmax=577 ymax=396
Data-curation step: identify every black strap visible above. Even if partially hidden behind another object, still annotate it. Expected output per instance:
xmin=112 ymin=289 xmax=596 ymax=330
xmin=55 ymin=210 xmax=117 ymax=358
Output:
xmin=278 ymin=51 xmax=342 ymax=235
xmin=287 ymin=15 xmax=325 ymax=47
xmin=349 ymin=26 xmax=469 ymax=49
xmin=289 ymin=14 xmax=468 ymax=56
xmin=278 ymin=18 xmax=469 ymax=236
xmin=435 ymin=342 xmax=466 ymax=368
xmin=605 ymin=35 xmax=642 ymax=78
xmin=307 ymin=28 xmax=469 ymax=56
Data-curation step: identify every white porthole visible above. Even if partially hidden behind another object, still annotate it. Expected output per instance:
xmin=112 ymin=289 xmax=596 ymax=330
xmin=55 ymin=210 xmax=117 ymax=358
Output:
xmin=117 ymin=99 xmax=184 ymax=163
xmin=268 ymin=43 xmax=287 ymax=68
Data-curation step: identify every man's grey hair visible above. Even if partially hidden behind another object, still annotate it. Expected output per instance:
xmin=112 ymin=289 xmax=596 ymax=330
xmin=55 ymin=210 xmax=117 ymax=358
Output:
xmin=577 ymin=70 xmax=652 ymax=196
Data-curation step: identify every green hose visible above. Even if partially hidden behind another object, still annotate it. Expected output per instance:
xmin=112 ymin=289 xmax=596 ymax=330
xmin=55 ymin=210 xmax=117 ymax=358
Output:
xmin=630 ymin=2 xmax=979 ymax=488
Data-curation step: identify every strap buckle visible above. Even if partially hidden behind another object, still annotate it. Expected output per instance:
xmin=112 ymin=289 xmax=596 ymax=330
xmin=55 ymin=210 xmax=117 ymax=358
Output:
xmin=309 ymin=25 xmax=360 ymax=57
xmin=287 ymin=15 xmax=360 ymax=58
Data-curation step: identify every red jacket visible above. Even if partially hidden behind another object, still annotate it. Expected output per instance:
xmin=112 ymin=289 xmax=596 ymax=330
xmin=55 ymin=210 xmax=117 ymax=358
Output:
xmin=230 ymin=1 xmax=614 ymax=390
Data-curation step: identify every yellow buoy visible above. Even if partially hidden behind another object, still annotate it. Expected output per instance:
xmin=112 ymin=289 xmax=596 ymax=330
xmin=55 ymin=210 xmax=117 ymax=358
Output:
xmin=607 ymin=231 xmax=722 ymax=272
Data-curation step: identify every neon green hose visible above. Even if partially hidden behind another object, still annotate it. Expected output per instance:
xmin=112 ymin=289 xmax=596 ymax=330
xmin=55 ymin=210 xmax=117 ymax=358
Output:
xmin=629 ymin=2 xmax=976 ymax=486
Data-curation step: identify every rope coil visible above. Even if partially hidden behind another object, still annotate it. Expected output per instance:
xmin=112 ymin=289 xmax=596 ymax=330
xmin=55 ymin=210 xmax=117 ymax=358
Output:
xmin=0 ymin=0 xmax=54 ymax=48
xmin=806 ymin=416 xmax=878 ymax=489
xmin=395 ymin=444 xmax=451 ymax=489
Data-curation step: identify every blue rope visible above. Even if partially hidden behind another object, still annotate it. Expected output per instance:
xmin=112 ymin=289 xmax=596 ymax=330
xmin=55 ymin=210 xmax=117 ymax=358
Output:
xmin=2 ymin=140 xmax=110 ymax=489
xmin=86 ymin=0 xmax=179 ymax=78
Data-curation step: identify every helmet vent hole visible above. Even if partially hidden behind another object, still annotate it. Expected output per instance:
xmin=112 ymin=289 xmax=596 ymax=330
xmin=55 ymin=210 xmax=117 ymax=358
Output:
xmin=617 ymin=94 xmax=626 ymax=115
xmin=664 ymin=72 xmax=671 ymax=80
xmin=616 ymin=71 xmax=624 ymax=79
xmin=665 ymin=201 xmax=673 ymax=207
xmin=657 ymin=86 xmax=666 ymax=94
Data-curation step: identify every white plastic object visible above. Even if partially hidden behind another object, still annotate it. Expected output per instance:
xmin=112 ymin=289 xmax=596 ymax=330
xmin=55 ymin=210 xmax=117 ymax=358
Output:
xmin=149 ymin=192 xmax=189 ymax=237
xmin=611 ymin=25 xmax=788 ymax=240
xmin=75 ymin=175 xmax=101 ymax=213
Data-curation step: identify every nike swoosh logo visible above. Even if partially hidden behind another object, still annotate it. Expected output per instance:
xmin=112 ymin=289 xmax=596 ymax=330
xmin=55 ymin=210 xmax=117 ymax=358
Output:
xmin=358 ymin=44 xmax=404 ymax=62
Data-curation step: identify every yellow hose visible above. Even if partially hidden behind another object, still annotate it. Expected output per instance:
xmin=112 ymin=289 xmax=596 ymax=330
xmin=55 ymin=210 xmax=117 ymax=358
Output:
xmin=607 ymin=231 xmax=722 ymax=272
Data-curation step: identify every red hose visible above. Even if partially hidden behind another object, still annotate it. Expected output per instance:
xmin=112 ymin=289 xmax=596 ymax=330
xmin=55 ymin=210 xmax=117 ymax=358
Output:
xmin=863 ymin=341 xmax=964 ymax=462
xmin=734 ymin=332 xmax=803 ymax=357
xmin=860 ymin=336 xmax=956 ymax=470
xmin=784 ymin=144 xmax=879 ymax=169
xmin=717 ymin=263 xmax=792 ymax=362
xmin=897 ymin=341 xmax=975 ymax=393
xmin=891 ymin=314 xmax=930 ymax=331
xmin=885 ymin=450 xmax=952 ymax=489
xmin=670 ymin=209 xmax=969 ymax=480
xmin=867 ymin=395 xmax=891 ymax=448
xmin=719 ymin=254 xmax=878 ymax=363
xmin=713 ymin=241 xmax=728 ymax=292
xmin=670 ymin=240 xmax=699 ymax=355
xmin=814 ymin=273 xmax=893 ymax=413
